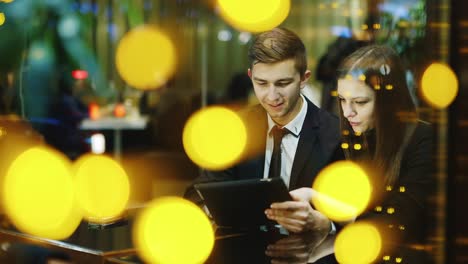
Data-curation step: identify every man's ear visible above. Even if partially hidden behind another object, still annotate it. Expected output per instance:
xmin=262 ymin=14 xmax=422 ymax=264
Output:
xmin=300 ymin=70 xmax=312 ymax=88
xmin=247 ymin=68 xmax=252 ymax=78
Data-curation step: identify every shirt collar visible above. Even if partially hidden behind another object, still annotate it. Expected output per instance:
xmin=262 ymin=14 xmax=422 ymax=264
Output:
xmin=267 ymin=94 xmax=308 ymax=137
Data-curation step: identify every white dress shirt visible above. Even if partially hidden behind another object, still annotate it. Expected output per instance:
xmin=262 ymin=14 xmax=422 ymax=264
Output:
xmin=263 ymin=95 xmax=308 ymax=188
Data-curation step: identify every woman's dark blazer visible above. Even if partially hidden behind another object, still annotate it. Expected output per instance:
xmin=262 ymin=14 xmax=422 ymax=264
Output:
xmin=359 ymin=121 xmax=434 ymax=244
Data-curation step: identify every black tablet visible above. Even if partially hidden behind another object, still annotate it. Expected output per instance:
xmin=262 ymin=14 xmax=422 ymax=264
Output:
xmin=194 ymin=178 xmax=292 ymax=229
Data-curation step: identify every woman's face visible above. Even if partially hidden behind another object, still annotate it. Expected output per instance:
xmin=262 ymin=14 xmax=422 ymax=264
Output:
xmin=337 ymin=78 xmax=376 ymax=133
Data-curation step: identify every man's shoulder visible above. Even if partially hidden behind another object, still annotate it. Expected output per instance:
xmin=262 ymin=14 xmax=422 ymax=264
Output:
xmin=316 ymin=109 xmax=341 ymax=141
xmin=236 ymin=104 xmax=267 ymax=128
xmin=235 ymin=104 xmax=267 ymax=162
xmin=304 ymin=98 xmax=340 ymax=130
xmin=317 ymin=107 xmax=340 ymax=123
xmin=237 ymin=104 xmax=265 ymax=117
xmin=303 ymin=99 xmax=342 ymax=158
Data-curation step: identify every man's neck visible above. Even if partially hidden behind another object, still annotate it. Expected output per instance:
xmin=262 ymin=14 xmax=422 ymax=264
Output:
xmin=268 ymin=95 xmax=308 ymax=136
xmin=272 ymin=96 xmax=304 ymax=127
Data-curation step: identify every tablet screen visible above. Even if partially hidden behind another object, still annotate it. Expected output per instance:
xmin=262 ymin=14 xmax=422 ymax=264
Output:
xmin=194 ymin=178 xmax=292 ymax=229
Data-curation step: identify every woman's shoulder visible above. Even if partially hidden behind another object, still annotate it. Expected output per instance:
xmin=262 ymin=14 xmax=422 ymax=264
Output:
xmin=404 ymin=120 xmax=434 ymax=156
xmin=412 ymin=120 xmax=434 ymax=141
xmin=416 ymin=119 xmax=432 ymax=129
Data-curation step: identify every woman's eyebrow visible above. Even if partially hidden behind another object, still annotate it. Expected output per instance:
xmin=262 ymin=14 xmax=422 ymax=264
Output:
xmin=337 ymin=95 xmax=370 ymax=100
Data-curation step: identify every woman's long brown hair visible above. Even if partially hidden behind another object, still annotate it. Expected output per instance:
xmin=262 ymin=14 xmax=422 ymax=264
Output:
xmin=337 ymin=45 xmax=417 ymax=186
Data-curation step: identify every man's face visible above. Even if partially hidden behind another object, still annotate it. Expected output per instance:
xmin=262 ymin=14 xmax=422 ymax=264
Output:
xmin=249 ymin=59 xmax=310 ymax=126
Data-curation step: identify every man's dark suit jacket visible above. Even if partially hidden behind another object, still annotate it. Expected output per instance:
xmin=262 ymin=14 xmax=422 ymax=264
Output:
xmin=185 ymin=97 xmax=344 ymax=205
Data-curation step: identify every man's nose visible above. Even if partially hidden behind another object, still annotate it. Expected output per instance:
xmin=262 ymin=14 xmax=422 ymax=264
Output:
xmin=266 ymin=85 xmax=280 ymax=101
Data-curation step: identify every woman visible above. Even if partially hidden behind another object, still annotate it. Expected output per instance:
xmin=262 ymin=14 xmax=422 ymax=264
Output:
xmin=336 ymin=45 xmax=434 ymax=245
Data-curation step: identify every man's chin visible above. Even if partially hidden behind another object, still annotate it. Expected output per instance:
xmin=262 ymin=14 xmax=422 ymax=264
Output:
xmin=267 ymin=111 xmax=284 ymax=119
xmin=267 ymin=106 xmax=286 ymax=115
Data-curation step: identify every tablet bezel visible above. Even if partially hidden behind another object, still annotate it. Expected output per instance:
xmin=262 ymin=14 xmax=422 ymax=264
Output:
xmin=194 ymin=178 xmax=292 ymax=228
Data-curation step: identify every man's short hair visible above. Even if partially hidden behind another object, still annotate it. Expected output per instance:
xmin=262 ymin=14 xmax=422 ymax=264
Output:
xmin=248 ymin=27 xmax=307 ymax=77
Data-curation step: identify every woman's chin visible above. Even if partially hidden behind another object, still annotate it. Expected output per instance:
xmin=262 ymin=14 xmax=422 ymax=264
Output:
xmin=351 ymin=127 xmax=364 ymax=134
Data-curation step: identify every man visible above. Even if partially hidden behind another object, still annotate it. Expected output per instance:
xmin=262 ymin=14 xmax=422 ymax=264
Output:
xmin=185 ymin=27 xmax=343 ymax=234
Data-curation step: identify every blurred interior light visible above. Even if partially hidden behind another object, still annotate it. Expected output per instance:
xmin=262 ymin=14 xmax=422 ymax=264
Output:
xmin=27 ymin=41 xmax=55 ymax=69
xmin=116 ymin=26 xmax=177 ymax=90
xmin=379 ymin=3 xmax=410 ymax=20
xmin=421 ymin=63 xmax=458 ymax=108
xmin=217 ymin=29 xmax=232 ymax=42
xmin=312 ymin=161 xmax=371 ymax=222
xmin=133 ymin=197 xmax=214 ymax=264
xmin=0 ymin=13 xmax=5 ymax=26
xmin=183 ymin=106 xmax=247 ymax=170
xmin=238 ymin=32 xmax=251 ymax=44
xmin=217 ymin=0 xmax=290 ymax=33
xmin=2 ymin=147 xmax=82 ymax=240
xmin=89 ymin=103 xmax=100 ymax=120
xmin=72 ymin=70 xmax=88 ymax=80
xmin=90 ymin=133 xmax=105 ymax=154
xmin=74 ymin=154 xmax=130 ymax=223
xmin=0 ymin=118 xmax=45 ymax=213
xmin=1 ymin=0 xmax=14 ymax=3
xmin=355 ymin=8 xmax=364 ymax=17
xmin=29 ymin=44 xmax=46 ymax=61
xmin=331 ymin=26 xmax=352 ymax=38
xmin=58 ymin=15 xmax=80 ymax=38
xmin=113 ymin=103 xmax=126 ymax=118
xmin=335 ymin=222 xmax=382 ymax=263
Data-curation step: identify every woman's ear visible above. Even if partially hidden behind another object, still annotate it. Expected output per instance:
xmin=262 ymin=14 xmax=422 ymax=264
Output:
xmin=247 ymin=68 xmax=252 ymax=78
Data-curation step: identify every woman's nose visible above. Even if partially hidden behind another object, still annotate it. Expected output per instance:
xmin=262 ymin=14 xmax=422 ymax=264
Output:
xmin=342 ymin=103 xmax=355 ymax=118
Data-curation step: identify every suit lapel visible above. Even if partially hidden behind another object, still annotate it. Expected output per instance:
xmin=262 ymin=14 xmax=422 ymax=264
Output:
xmin=289 ymin=99 xmax=321 ymax=189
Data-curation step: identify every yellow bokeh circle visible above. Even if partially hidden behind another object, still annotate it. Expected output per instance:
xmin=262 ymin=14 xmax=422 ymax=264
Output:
xmin=2 ymin=147 xmax=81 ymax=239
xmin=0 ymin=13 xmax=5 ymax=26
xmin=335 ymin=222 xmax=382 ymax=264
xmin=183 ymin=106 xmax=247 ymax=170
xmin=217 ymin=0 xmax=290 ymax=33
xmin=421 ymin=62 xmax=458 ymax=108
xmin=312 ymin=161 xmax=371 ymax=222
xmin=74 ymin=154 xmax=130 ymax=223
xmin=133 ymin=197 xmax=214 ymax=264
xmin=116 ymin=26 xmax=176 ymax=90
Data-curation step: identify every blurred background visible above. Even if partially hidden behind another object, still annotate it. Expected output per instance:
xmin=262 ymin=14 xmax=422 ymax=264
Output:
xmin=0 ymin=0 xmax=467 ymax=263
